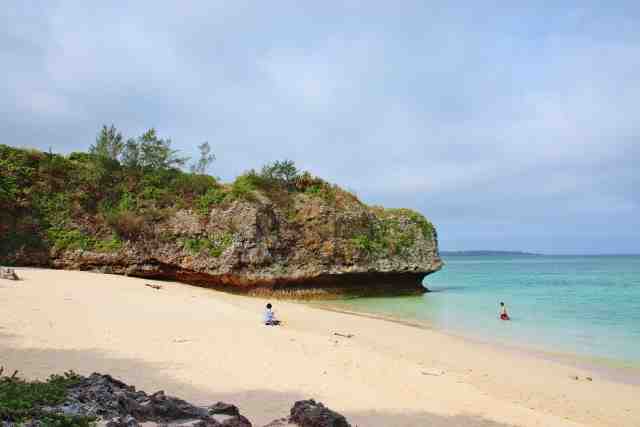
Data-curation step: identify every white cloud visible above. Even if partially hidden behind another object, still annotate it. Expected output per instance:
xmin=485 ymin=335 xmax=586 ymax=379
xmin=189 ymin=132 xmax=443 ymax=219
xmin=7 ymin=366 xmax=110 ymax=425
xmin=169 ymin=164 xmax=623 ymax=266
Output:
xmin=1 ymin=1 xmax=638 ymax=253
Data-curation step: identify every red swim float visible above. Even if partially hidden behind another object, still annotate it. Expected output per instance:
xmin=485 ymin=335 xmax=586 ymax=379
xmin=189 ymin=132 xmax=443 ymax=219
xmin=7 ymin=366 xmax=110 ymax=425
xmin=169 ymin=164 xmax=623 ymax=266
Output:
xmin=500 ymin=313 xmax=510 ymax=321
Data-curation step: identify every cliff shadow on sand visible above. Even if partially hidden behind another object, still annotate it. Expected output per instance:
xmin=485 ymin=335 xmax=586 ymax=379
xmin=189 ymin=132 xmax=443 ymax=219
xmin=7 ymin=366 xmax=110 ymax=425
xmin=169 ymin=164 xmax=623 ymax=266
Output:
xmin=0 ymin=340 xmax=515 ymax=427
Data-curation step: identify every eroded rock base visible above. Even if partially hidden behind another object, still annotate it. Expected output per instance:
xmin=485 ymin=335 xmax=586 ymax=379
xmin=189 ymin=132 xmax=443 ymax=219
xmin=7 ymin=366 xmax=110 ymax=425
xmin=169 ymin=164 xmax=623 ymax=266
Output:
xmin=124 ymin=267 xmax=431 ymax=299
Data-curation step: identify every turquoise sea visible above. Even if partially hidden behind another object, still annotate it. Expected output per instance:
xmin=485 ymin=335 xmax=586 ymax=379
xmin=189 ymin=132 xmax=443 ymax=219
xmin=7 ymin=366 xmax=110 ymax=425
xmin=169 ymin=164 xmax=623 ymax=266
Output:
xmin=324 ymin=255 xmax=640 ymax=367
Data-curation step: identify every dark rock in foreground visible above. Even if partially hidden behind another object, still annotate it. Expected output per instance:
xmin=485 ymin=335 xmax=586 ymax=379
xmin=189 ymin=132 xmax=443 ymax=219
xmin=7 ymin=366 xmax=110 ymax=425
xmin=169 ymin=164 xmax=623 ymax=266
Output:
xmin=31 ymin=373 xmax=351 ymax=427
xmin=290 ymin=400 xmax=351 ymax=427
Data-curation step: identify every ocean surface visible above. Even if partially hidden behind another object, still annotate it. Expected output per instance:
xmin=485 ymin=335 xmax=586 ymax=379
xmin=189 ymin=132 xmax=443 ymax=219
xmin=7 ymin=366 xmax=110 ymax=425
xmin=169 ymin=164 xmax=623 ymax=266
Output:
xmin=322 ymin=255 xmax=640 ymax=367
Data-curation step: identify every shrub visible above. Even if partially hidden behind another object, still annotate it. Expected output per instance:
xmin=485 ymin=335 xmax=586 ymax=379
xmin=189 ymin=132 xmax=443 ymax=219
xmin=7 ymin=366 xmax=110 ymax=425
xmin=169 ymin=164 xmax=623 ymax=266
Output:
xmin=351 ymin=235 xmax=378 ymax=254
xmin=304 ymin=183 xmax=337 ymax=204
xmin=32 ymin=192 xmax=72 ymax=228
xmin=174 ymin=173 xmax=217 ymax=198
xmin=0 ymin=174 xmax=18 ymax=205
xmin=230 ymin=173 xmax=259 ymax=200
xmin=208 ymin=232 xmax=233 ymax=257
xmin=294 ymin=172 xmax=339 ymax=203
xmin=67 ymin=151 xmax=99 ymax=163
xmin=259 ymin=160 xmax=299 ymax=189
xmin=183 ymin=238 xmax=206 ymax=254
xmin=141 ymin=206 xmax=173 ymax=222
xmin=181 ymin=233 xmax=233 ymax=257
xmin=137 ymin=169 xmax=191 ymax=206
xmin=116 ymin=192 xmax=137 ymax=213
xmin=304 ymin=184 xmax=322 ymax=196
xmin=407 ymin=211 xmax=434 ymax=239
xmin=350 ymin=216 xmax=418 ymax=258
xmin=140 ymin=185 xmax=171 ymax=203
xmin=106 ymin=211 xmax=145 ymax=239
xmin=195 ymin=187 xmax=227 ymax=216
xmin=47 ymin=228 xmax=94 ymax=252
xmin=294 ymin=171 xmax=322 ymax=192
xmin=93 ymin=235 xmax=123 ymax=253
xmin=39 ymin=151 xmax=70 ymax=182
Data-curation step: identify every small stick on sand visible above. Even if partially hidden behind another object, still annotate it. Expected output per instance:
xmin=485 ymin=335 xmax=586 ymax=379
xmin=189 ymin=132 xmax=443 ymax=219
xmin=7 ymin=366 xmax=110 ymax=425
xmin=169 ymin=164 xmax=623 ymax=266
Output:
xmin=333 ymin=332 xmax=354 ymax=338
xmin=0 ymin=267 xmax=20 ymax=281
xmin=145 ymin=284 xmax=162 ymax=290
xmin=10 ymin=370 xmax=18 ymax=379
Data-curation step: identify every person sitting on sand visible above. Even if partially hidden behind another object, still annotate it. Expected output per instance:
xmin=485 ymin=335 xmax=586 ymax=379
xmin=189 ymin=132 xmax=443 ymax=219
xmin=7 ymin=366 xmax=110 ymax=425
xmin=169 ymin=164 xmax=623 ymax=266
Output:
xmin=264 ymin=303 xmax=281 ymax=326
xmin=499 ymin=302 xmax=510 ymax=320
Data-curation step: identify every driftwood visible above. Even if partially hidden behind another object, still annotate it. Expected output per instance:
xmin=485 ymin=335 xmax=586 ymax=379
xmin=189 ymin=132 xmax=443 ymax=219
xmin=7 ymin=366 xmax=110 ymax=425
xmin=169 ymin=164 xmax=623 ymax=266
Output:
xmin=0 ymin=267 xmax=20 ymax=281
xmin=0 ymin=366 xmax=19 ymax=379
xmin=145 ymin=283 xmax=162 ymax=290
xmin=333 ymin=332 xmax=354 ymax=338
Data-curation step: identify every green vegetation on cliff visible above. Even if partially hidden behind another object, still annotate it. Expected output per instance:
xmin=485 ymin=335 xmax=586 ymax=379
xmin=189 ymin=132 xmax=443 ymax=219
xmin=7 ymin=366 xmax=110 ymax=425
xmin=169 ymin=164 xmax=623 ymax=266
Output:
xmin=0 ymin=125 xmax=437 ymax=272
xmin=350 ymin=208 xmax=435 ymax=257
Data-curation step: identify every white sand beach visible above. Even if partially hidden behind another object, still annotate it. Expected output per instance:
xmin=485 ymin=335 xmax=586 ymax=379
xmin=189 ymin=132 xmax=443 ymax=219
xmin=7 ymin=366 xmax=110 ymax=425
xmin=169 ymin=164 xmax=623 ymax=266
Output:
xmin=0 ymin=269 xmax=638 ymax=426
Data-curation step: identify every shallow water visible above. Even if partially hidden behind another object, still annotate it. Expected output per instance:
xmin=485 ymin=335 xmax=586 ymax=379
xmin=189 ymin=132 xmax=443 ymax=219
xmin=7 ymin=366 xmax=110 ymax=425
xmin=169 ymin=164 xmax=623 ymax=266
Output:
xmin=323 ymin=255 xmax=640 ymax=367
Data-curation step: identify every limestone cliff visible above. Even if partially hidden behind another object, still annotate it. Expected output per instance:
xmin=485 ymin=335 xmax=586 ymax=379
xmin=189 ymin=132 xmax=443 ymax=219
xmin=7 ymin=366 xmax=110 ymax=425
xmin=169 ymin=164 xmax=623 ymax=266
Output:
xmin=0 ymin=144 xmax=442 ymax=297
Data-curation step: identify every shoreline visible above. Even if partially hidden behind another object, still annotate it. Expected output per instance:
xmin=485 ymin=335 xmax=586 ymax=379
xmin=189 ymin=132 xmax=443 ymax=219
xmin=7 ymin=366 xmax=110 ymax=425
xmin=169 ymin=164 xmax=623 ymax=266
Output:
xmin=308 ymin=302 xmax=640 ymax=386
xmin=1 ymin=268 xmax=639 ymax=426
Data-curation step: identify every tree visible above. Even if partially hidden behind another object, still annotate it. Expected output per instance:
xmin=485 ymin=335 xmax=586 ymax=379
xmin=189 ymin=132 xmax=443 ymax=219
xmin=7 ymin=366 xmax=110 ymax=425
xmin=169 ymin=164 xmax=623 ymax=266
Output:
xmin=260 ymin=159 xmax=299 ymax=189
xmin=120 ymin=138 xmax=141 ymax=169
xmin=138 ymin=129 xmax=189 ymax=170
xmin=89 ymin=125 xmax=124 ymax=160
xmin=190 ymin=142 xmax=215 ymax=175
xmin=120 ymin=129 xmax=189 ymax=170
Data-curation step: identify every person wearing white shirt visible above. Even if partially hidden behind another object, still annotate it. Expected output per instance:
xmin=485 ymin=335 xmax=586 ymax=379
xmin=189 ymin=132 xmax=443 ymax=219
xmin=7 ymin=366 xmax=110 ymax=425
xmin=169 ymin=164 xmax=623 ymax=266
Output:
xmin=264 ymin=303 xmax=280 ymax=326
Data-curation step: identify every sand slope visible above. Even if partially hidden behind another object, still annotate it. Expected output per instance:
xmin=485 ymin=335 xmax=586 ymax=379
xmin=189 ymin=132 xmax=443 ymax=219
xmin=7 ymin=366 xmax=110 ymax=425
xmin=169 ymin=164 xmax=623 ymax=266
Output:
xmin=0 ymin=269 xmax=638 ymax=426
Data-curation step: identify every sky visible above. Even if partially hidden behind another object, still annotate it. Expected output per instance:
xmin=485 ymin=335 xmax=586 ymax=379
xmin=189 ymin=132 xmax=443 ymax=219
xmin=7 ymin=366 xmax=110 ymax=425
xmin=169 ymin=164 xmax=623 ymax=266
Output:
xmin=1 ymin=1 xmax=639 ymax=254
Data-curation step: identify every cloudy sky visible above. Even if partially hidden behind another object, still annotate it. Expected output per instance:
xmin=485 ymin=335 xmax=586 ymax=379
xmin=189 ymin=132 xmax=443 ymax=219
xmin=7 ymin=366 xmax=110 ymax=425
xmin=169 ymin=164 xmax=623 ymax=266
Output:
xmin=2 ymin=1 xmax=638 ymax=254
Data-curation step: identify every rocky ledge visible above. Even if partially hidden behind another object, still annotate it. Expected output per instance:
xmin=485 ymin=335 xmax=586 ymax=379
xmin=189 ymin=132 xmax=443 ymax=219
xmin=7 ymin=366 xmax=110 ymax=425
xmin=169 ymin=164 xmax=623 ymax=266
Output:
xmin=14 ymin=373 xmax=351 ymax=427
xmin=1 ymin=144 xmax=442 ymax=298
xmin=4 ymin=196 xmax=442 ymax=298
xmin=58 ymin=198 xmax=441 ymax=298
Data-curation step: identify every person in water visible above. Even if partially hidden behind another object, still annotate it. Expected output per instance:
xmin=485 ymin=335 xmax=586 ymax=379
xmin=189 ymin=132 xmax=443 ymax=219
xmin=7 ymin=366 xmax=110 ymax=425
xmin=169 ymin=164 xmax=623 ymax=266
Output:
xmin=264 ymin=303 xmax=280 ymax=326
xmin=499 ymin=302 xmax=510 ymax=320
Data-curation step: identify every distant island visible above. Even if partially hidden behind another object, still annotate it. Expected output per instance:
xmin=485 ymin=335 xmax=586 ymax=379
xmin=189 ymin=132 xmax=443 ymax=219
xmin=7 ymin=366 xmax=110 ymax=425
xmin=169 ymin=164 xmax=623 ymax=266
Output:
xmin=440 ymin=250 xmax=541 ymax=256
